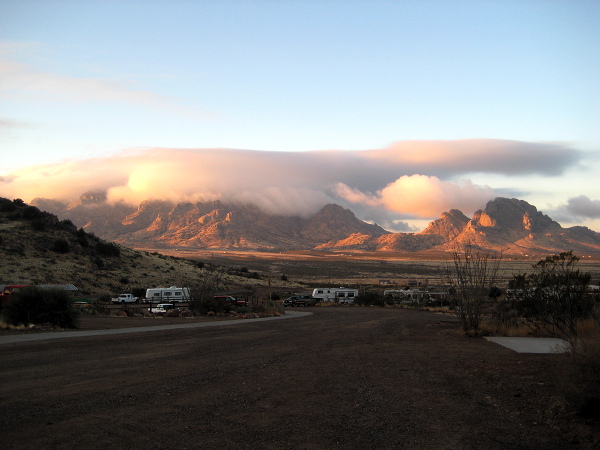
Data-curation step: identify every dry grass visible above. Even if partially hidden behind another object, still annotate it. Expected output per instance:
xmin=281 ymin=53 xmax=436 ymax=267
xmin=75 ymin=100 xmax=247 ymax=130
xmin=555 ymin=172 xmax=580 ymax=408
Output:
xmin=479 ymin=321 xmax=533 ymax=337
xmin=0 ymin=218 xmax=304 ymax=298
xmin=0 ymin=319 xmax=28 ymax=331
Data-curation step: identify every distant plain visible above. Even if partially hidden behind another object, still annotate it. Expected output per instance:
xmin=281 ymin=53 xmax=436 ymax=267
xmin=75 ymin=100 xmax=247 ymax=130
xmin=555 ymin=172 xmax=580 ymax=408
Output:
xmin=150 ymin=249 xmax=600 ymax=288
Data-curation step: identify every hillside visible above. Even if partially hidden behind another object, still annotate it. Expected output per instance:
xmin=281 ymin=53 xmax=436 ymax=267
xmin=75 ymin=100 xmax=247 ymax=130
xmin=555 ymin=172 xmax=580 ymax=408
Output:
xmin=0 ymin=198 xmax=300 ymax=297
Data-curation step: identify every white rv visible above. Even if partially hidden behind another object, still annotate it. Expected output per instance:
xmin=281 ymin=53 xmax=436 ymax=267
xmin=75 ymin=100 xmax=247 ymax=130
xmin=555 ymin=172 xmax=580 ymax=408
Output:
xmin=145 ymin=286 xmax=190 ymax=303
xmin=311 ymin=287 xmax=359 ymax=303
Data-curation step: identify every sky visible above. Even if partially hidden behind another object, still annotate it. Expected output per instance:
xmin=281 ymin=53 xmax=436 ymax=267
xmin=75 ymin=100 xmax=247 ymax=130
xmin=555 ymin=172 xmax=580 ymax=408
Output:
xmin=1 ymin=0 xmax=599 ymax=232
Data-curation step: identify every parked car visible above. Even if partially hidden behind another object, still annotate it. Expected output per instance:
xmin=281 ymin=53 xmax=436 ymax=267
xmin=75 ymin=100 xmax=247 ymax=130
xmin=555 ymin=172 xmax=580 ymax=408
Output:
xmin=214 ymin=295 xmax=247 ymax=307
xmin=283 ymin=295 xmax=314 ymax=307
xmin=149 ymin=303 xmax=177 ymax=314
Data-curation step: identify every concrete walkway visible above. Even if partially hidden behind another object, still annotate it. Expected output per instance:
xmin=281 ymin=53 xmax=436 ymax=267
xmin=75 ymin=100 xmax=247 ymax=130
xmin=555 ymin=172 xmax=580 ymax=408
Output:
xmin=484 ymin=336 xmax=570 ymax=353
xmin=0 ymin=311 xmax=312 ymax=345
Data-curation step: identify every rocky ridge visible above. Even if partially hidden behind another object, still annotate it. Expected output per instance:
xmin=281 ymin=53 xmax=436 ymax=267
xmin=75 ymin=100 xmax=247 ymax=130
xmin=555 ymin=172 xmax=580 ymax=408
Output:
xmin=32 ymin=194 xmax=600 ymax=255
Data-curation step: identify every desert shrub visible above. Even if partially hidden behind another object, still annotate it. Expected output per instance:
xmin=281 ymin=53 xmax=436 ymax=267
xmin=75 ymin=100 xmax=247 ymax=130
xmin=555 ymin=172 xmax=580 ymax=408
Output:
xmin=119 ymin=276 xmax=129 ymax=285
xmin=188 ymin=272 xmax=224 ymax=315
xmin=96 ymin=294 xmax=112 ymax=304
xmin=192 ymin=295 xmax=225 ymax=315
xmin=489 ymin=300 xmax=522 ymax=332
xmin=87 ymin=298 xmax=109 ymax=315
xmin=77 ymin=234 xmax=89 ymax=247
xmin=355 ymin=292 xmax=384 ymax=307
xmin=94 ymin=257 xmax=105 ymax=268
xmin=31 ymin=218 xmax=47 ymax=231
xmin=59 ymin=219 xmax=76 ymax=231
xmin=512 ymin=251 xmax=595 ymax=344
xmin=554 ymin=326 xmax=600 ymax=417
xmin=165 ymin=308 xmax=181 ymax=317
xmin=0 ymin=197 xmax=17 ymax=212
xmin=52 ymin=238 xmax=70 ymax=253
xmin=96 ymin=241 xmax=120 ymax=257
xmin=1 ymin=286 xmax=80 ymax=328
xmin=23 ymin=205 xmax=42 ymax=220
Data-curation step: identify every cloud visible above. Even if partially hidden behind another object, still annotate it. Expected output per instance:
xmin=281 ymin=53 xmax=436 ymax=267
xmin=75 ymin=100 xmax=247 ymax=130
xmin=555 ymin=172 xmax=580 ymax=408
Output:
xmin=0 ymin=117 xmax=34 ymax=130
xmin=335 ymin=175 xmax=496 ymax=219
xmin=563 ymin=196 xmax=600 ymax=219
xmin=365 ymin=139 xmax=581 ymax=180
xmin=0 ymin=53 xmax=206 ymax=117
xmin=0 ymin=140 xmax=586 ymax=224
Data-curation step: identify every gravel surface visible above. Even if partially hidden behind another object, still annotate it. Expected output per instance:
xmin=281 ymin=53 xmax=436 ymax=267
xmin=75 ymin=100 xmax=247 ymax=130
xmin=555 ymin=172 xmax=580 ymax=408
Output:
xmin=1 ymin=307 xmax=598 ymax=449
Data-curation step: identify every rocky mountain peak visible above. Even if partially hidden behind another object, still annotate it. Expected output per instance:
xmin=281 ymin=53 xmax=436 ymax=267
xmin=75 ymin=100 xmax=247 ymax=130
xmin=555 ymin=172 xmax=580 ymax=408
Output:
xmin=420 ymin=208 xmax=470 ymax=240
xmin=67 ymin=191 xmax=107 ymax=209
xmin=469 ymin=197 xmax=559 ymax=235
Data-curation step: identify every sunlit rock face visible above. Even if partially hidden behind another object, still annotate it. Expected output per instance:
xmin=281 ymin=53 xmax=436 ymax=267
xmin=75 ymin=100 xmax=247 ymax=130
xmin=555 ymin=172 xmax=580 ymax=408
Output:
xmin=31 ymin=194 xmax=600 ymax=255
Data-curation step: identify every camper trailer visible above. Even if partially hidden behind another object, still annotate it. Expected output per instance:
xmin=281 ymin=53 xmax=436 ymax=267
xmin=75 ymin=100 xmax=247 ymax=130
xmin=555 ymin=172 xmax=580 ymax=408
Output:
xmin=145 ymin=286 xmax=190 ymax=303
xmin=311 ymin=287 xmax=359 ymax=303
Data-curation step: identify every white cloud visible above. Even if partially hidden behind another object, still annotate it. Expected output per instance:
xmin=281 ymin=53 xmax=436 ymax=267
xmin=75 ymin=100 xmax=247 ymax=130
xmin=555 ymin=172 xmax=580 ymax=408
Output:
xmin=335 ymin=175 xmax=496 ymax=218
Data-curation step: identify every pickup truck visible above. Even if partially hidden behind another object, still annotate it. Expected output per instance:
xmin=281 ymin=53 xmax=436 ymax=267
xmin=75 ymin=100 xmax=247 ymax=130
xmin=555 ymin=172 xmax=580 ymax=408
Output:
xmin=111 ymin=294 xmax=138 ymax=304
xmin=149 ymin=303 xmax=177 ymax=314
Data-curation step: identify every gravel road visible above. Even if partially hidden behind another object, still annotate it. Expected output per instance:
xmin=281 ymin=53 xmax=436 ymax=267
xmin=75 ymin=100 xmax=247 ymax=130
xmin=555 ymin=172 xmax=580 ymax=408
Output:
xmin=0 ymin=307 xmax=597 ymax=449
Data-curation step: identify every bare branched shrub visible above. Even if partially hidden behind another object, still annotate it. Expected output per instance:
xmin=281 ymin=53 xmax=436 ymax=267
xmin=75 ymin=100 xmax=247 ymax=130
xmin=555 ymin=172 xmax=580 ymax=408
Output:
xmin=187 ymin=271 xmax=224 ymax=315
xmin=444 ymin=243 xmax=502 ymax=334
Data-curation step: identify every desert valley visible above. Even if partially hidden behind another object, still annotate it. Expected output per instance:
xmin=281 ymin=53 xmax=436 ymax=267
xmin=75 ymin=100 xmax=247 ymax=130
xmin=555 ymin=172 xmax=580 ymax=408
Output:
xmin=2 ymin=195 xmax=600 ymax=297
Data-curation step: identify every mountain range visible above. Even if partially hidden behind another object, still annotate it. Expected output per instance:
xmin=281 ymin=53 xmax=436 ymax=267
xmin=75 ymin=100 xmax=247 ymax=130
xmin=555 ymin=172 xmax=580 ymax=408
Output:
xmin=31 ymin=194 xmax=600 ymax=256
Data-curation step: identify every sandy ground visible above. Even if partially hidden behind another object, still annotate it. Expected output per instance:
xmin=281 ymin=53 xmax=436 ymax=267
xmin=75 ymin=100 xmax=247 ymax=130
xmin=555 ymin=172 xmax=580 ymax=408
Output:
xmin=1 ymin=307 xmax=598 ymax=449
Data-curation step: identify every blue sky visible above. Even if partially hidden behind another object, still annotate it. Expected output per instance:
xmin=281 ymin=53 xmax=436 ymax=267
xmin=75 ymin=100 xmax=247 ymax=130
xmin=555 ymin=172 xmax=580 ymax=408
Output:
xmin=1 ymin=1 xmax=600 ymax=232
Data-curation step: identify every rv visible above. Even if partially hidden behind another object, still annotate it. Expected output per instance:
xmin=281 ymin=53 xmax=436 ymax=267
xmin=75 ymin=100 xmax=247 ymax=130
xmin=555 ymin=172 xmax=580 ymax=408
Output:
xmin=311 ymin=287 xmax=359 ymax=303
xmin=145 ymin=286 xmax=190 ymax=303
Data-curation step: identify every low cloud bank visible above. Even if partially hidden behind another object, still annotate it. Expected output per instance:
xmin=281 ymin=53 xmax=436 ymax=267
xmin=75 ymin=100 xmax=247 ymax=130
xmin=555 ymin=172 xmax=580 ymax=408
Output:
xmin=0 ymin=140 xmax=585 ymax=228
xmin=549 ymin=195 xmax=600 ymax=224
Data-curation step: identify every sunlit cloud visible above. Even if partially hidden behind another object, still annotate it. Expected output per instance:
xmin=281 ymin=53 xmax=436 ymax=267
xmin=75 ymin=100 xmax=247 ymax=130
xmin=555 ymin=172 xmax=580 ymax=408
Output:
xmin=0 ymin=140 xmax=586 ymax=224
xmin=335 ymin=175 xmax=496 ymax=218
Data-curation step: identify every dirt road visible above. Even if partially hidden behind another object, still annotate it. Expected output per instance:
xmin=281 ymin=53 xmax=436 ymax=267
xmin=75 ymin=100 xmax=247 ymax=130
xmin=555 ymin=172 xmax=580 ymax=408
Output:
xmin=0 ymin=307 xmax=596 ymax=449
